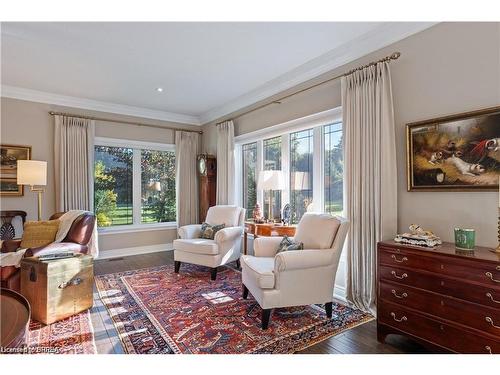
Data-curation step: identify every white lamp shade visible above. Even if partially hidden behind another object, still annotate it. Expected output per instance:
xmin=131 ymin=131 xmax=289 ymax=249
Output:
xmin=17 ymin=160 xmax=47 ymax=186
xmin=148 ymin=181 xmax=162 ymax=192
xmin=292 ymin=171 xmax=310 ymax=190
xmin=257 ymin=170 xmax=285 ymax=190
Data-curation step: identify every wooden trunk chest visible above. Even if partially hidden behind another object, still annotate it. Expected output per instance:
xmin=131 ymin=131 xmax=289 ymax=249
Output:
xmin=377 ymin=241 xmax=500 ymax=354
xmin=20 ymin=254 xmax=94 ymax=325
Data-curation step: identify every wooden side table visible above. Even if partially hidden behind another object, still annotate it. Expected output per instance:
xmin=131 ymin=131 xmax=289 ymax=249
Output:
xmin=243 ymin=222 xmax=297 ymax=255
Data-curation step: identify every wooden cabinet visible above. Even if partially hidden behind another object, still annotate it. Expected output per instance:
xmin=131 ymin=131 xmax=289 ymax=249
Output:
xmin=20 ymin=255 xmax=94 ymax=324
xmin=377 ymin=241 xmax=500 ymax=354
xmin=197 ymin=154 xmax=216 ymax=223
xmin=243 ymin=222 xmax=297 ymax=255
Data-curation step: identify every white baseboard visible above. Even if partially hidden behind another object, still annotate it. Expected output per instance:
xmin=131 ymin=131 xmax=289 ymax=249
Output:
xmin=333 ymin=284 xmax=347 ymax=303
xmin=97 ymin=243 xmax=174 ymax=260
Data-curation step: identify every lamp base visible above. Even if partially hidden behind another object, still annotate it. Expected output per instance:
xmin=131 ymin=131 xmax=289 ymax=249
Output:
xmin=30 ymin=185 xmax=44 ymax=221
xmin=492 ymin=244 xmax=500 ymax=254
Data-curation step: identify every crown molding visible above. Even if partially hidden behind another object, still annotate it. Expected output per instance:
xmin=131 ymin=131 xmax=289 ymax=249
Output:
xmin=199 ymin=22 xmax=438 ymax=124
xmin=2 ymin=23 xmax=437 ymax=127
xmin=0 ymin=85 xmax=202 ymax=125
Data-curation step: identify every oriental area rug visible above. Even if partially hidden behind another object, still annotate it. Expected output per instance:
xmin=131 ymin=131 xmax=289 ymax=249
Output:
xmin=27 ymin=311 xmax=97 ymax=354
xmin=95 ymin=264 xmax=373 ymax=354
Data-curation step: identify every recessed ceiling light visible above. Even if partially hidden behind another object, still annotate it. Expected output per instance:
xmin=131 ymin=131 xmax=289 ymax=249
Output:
xmin=156 ymin=87 xmax=163 ymax=92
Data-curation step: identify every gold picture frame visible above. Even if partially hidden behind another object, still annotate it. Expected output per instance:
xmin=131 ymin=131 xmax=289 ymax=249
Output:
xmin=407 ymin=106 xmax=500 ymax=191
xmin=0 ymin=144 xmax=32 ymax=196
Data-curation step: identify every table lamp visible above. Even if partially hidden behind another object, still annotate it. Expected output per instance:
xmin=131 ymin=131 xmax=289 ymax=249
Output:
xmin=292 ymin=171 xmax=310 ymax=191
xmin=292 ymin=171 xmax=312 ymax=217
xmin=257 ymin=170 xmax=284 ymax=222
xmin=17 ymin=160 xmax=47 ymax=221
xmin=148 ymin=181 xmax=162 ymax=192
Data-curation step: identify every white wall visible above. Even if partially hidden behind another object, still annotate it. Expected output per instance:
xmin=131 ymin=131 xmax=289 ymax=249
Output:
xmin=202 ymin=22 xmax=500 ymax=248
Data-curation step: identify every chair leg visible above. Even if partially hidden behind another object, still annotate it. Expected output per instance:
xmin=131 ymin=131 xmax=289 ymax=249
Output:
xmin=235 ymin=258 xmax=241 ymax=269
xmin=174 ymin=261 xmax=181 ymax=273
xmin=262 ymin=309 xmax=272 ymax=330
xmin=325 ymin=302 xmax=333 ymax=318
xmin=242 ymin=284 xmax=249 ymax=299
xmin=210 ymin=267 xmax=218 ymax=281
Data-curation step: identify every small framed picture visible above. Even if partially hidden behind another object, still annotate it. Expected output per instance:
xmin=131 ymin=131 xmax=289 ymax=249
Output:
xmin=0 ymin=144 xmax=32 ymax=196
xmin=407 ymin=106 xmax=500 ymax=191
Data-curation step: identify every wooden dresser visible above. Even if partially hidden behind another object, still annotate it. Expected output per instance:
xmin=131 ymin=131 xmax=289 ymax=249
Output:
xmin=377 ymin=241 xmax=500 ymax=354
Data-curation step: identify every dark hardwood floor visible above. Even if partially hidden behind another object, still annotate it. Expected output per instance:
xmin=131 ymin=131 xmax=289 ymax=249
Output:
xmin=90 ymin=251 xmax=429 ymax=354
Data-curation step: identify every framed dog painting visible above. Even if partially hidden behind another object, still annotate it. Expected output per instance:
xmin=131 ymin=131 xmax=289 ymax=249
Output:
xmin=0 ymin=144 xmax=32 ymax=196
xmin=407 ymin=106 xmax=500 ymax=191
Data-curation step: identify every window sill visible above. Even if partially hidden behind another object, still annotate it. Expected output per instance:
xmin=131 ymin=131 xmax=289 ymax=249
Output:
xmin=98 ymin=222 xmax=177 ymax=236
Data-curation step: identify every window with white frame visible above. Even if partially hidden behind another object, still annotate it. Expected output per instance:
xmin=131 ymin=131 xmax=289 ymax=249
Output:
xmin=263 ymin=136 xmax=282 ymax=221
xmin=324 ymin=123 xmax=343 ymax=215
xmin=94 ymin=138 xmax=176 ymax=228
xmin=290 ymin=129 xmax=314 ymax=223
xmin=242 ymin=142 xmax=257 ymax=219
xmin=236 ymin=108 xmax=343 ymax=223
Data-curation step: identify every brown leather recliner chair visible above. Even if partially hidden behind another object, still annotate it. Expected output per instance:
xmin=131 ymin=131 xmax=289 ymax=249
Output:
xmin=0 ymin=212 xmax=96 ymax=292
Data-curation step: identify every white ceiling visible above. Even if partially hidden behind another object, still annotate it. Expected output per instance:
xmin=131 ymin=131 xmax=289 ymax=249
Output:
xmin=1 ymin=22 xmax=435 ymax=125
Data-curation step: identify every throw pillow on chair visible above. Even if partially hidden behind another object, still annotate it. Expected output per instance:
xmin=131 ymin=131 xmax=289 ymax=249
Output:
xmin=277 ymin=235 xmax=303 ymax=252
xmin=20 ymin=220 xmax=60 ymax=249
xmin=200 ymin=223 xmax=225 ymax=239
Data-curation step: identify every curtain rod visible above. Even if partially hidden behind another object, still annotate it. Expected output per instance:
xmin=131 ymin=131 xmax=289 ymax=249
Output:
xmin=48 ymin=111 xmax=203 ymax=134
xmin=217 ymin=51 xmax=401 ymax=125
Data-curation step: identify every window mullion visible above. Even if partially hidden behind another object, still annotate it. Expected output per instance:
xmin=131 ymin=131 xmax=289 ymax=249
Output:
xmin=132 ymin=149 xmax=142 ymax=225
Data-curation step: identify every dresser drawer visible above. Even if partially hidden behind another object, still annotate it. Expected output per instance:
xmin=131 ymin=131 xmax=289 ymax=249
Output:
xmin=378 ymin=301 xmax=500 ymax=354
xmin=379 ymin=247 xmax=500 ymax=288
xmin=379 ymin=281 xmax=500 ymax=336
xmin=379 ymin=265 xmax=500 ymax=308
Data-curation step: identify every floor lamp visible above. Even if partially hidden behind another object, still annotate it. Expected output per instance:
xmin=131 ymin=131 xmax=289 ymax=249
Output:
xmin=17 ymin=160 xmax=47 ymax=221
xmin=257 ymin=170 xmax=284 ymax=222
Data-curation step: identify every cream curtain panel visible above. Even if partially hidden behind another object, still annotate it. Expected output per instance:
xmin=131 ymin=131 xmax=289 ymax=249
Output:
xmin=54 ymin=115 xmax=95 ymax=212
xmin=216 ymin=120 xmax=235 ymax=205
xmin=175 ymin=131 xmax=200 ymax=227
xmin=342 ymin=61 xmax=398 ymax=314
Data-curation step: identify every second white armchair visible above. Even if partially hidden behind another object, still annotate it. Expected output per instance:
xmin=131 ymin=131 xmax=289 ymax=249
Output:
xmin=173 ymin=205 xmax=246 ymax=280
xmin=241 ymin=213 xmax=349 ymax=329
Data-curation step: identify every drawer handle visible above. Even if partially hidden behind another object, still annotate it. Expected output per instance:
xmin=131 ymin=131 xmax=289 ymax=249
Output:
xmin=486 ymin=292 xmax=500 ymax=304
xmin=391 ymin=255 xmax=408 ymax=263
xmin=390 ymin=312 xmax=407 ymax=323
xmin=391 ymin=271 xmax=408 ymax=280
xmin=485 ymin=272 xmax=500 ymax=283
xmin=485 ymin=346 xmax=492 ymax=354
xmin=485 ymin=317 xmax=500 ymax=329
xmin=391 ymin=289 xmax=408 ymax=299
xmin=59 ymin=277 xmax=83 ymax=289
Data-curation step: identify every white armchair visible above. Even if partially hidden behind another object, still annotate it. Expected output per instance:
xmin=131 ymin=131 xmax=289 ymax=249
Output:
xmin=173 ymin=205 xmax=246 ymax=280
xmin=241 ymin=213 xmax=349 ymax=329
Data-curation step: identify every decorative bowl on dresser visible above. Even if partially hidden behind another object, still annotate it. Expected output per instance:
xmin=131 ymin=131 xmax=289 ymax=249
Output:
xmin=377 ymin=241 xmax=500 ymax=354
xmin=20 ymin=254 xmax=94 ymax=325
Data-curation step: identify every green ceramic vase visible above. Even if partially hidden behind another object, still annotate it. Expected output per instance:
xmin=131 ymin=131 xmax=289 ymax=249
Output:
xmin=454 ymin=228 xmax=476 ymax=251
